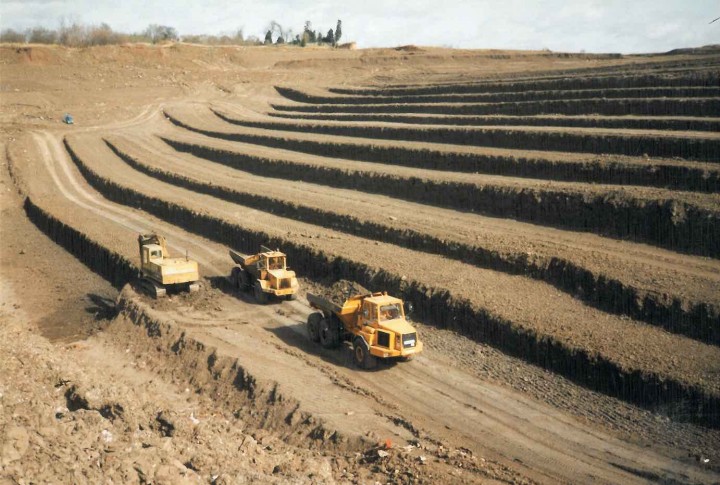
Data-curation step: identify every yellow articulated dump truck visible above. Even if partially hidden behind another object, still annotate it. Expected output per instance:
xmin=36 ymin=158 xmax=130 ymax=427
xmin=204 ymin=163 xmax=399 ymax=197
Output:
xmin=306 ymin=282 xmax=422 ymax=369
xmin=229 ymin=246 xmax=299 ymax=304
xmin=137 ymin=233 xmax=200 ymax=298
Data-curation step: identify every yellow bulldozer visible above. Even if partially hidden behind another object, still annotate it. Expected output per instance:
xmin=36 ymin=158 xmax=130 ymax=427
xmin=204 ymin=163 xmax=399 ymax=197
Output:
xmin=137 ymin=233 xmax=200 ymax=298
xmin=306 ymin=283 xmax=422 ymax=369
xmin=229 ymin=246 xmax=299 ymax=303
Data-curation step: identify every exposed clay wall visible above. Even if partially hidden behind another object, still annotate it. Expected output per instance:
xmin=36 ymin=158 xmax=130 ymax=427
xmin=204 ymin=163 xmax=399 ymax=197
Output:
xmin=23 ymin=197 xmax=137 ymax=288
xmin=268 ymin=112 xmax=720 ymax=133
xmin=159 ymin=131 xmax=720 ymax=259
xmin=331 ymin=71 xmax=720 ymax=96
xmin=220 ymin=113 xmax=720 ymax=162
xmin=60 ymin=139 xmax=720 ymax=428
xmin=105 ymin=140 xmax=720 ymax=346
xmin=276 ymin=86 xmax=720 ymax=105
xmin=273 ymin=98 xmax=720 ymax=118
xmin=216 ymin=114 xmax=720 ymax=192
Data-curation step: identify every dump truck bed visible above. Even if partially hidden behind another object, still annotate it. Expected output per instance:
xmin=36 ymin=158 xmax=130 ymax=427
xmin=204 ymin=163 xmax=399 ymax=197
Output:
xmin=307 ymin=292 xmax=344 ymax=314
xmin=229 ymin=249 xmax=251 ymax=266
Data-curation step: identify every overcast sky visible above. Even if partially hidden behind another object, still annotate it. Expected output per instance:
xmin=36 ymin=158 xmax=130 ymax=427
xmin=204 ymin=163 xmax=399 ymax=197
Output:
xmin=1 ymin=0 xmax=718 ymax=53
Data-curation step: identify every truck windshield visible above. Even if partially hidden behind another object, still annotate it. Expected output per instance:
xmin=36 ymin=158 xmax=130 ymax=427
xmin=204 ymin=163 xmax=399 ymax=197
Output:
xmin=268 ymin=257 xmax=284 ymax=270
xmin=379 ymin=304 xmax=401 ymax=321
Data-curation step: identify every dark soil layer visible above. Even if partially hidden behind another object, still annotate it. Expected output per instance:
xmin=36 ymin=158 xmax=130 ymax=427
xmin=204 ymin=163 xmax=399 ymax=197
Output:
xmin=217 ymin=112 xmax=720 ymax=162
xmin=268 ymin=111 xmax=720 ymax=133
xmin=208 ymin=112 xmax=720 ymax=192
xmin=104 ymin=139 xmax=720 ymax=346
xmin=273 ymin=97 xmax=720 ymax=118
xmin=276 ymin=86 xmax=720 ymax=105
xmin=51 ymin=140 xmax=720 ymax=429
xmin=24 ymin=197 xmax=137 ymax=288
xmin=158 ymin=128 xmax=720 ymax=259
xmin=333 ymin=71 xmax=720 ymax=96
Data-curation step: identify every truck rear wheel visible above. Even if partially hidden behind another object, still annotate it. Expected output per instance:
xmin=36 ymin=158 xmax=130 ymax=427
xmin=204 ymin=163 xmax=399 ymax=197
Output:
xmin=319 ymin=318 xmax=340 ymax=349
xmin=239 ymin=270 xmax=250 ymax=290
xmin=253 ymin=281 xmax=268 ymax=304
xmin=231 ymin=267 xmax=240 ymax=288
xmin=307 ymin=312 xmax=322 ymax=342
xmin=353 ymin=337 xmax=377 ymax=370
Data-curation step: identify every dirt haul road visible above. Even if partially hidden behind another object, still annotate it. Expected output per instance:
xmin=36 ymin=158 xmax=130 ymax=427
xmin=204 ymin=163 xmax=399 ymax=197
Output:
xmin=2 ymin=43 xmax=720 ymax=484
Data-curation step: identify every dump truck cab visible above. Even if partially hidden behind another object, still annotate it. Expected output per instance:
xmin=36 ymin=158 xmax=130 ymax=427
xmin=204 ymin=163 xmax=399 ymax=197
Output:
xmin=355 ymin=293 xmax=421 ymax=361
xmin=229 ymin=247 xmax=299 ymax=303
xmin=306 ymin=289 xmax=422 ymax=369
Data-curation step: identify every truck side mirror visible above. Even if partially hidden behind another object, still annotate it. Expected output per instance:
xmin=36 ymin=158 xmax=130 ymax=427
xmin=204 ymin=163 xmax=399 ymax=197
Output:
xmin=404 ymin=302 xmax=414 ymax=316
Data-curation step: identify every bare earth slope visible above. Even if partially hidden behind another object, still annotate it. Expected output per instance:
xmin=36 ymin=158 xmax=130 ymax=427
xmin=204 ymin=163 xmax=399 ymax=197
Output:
xmin=2 ymin=43 xmax=720 ymax=484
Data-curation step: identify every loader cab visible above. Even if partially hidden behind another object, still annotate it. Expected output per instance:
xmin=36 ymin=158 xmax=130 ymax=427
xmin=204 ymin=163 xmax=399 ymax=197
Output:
xmin=142 ymin=244 xmax=164 ymax=265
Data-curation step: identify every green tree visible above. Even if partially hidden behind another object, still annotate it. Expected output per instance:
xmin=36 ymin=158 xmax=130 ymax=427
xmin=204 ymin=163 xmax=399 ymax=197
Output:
xmin=334 ymin=19 xmax=342 ymax=45
xmin=144 ymin=24 xmax=178 ymax=43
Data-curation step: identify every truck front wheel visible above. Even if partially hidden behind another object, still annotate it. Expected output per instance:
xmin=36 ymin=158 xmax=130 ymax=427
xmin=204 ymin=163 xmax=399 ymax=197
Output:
xmin=307 ymin=312 xmax=322 ymax=342
xmin=353 ymin=337 xmax=377 ymax=370
xmin=253 ymin=281 xmax=268 ymax=304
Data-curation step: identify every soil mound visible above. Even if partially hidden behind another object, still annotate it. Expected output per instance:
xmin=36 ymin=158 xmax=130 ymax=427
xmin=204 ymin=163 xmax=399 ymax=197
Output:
xmin=321 ymin=279 xmax=371 ymax=306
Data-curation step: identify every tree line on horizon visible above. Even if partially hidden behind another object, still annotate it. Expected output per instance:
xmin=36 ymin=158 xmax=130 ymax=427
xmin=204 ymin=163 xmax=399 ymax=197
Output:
xmin=264 ymin=20 xmax=343 ymax=47
xmin=0 ymin=19 xmax=345 ymax=48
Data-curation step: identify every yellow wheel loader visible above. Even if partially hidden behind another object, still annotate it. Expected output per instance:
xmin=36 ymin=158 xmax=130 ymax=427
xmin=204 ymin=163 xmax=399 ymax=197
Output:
xmin=137 ymin=233 xmax=200 ymax=298
xmin=306 ymin=283 xmax=422 ymax=369
xmin=229 ymin=246 xmax=299 ymax=304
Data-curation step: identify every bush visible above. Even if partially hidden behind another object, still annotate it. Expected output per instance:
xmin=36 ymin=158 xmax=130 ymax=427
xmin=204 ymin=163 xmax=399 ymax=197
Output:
xmin=0 ymin=28 xmax=25 ymax=43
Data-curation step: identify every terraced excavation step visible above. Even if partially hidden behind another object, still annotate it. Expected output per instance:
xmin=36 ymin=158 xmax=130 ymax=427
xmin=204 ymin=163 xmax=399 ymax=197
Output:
xmin=104 ymin=133 xmax=720 ymax=345
xmin=206 ymin=106 xmax=720 ymax=193
xmin=56 ymin=133 xmax=720 ymax=427
xmin=273 ymin=97 xmax=720 ymax=118
xmin=332 ymin=70 xmax=720 ymax=96
xmin=163 ymin=107 xmax=720 ymax=258
xmin=276 ymin=85 xmax=720 ymax=105
xmin=217 ymin=110 xmax=720 ymax=162
xmin=268 ymin=112 xmax=720 ymax=133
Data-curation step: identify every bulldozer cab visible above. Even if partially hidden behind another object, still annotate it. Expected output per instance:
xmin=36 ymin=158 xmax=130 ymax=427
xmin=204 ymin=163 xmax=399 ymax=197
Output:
xmin=142 ymin=244 xmax=164 ymax=264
